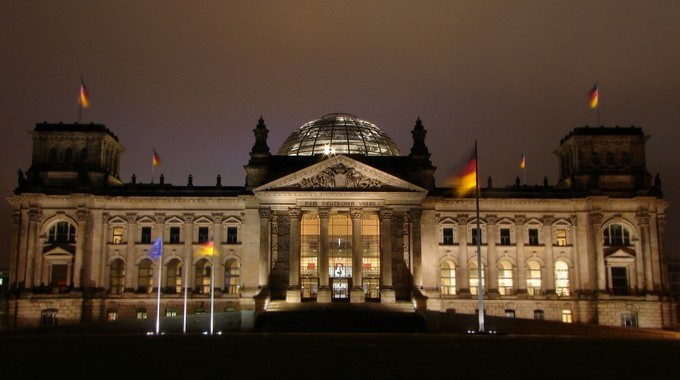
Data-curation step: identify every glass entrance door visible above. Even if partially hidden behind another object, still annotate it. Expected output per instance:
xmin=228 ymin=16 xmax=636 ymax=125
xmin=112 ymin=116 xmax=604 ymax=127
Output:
xmin=331 ymin=278 xmax=350 ymax=301
xmin=301 ymin=277 xmax=318 ymax=300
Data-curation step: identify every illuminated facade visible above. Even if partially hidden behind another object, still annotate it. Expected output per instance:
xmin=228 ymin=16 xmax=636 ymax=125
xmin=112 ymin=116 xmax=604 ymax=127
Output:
xmin=5 ymin=114 xmax=676 ymax=330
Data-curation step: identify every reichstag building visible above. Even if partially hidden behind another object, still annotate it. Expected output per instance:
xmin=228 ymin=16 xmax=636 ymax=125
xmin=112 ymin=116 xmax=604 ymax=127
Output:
xmin=6 ymin=113 xmax=675 ymax=329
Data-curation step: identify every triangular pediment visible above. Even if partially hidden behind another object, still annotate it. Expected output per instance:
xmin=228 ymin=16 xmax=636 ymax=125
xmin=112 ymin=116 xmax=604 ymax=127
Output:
xmin=254 ymin=155 xmax=426 ymax=193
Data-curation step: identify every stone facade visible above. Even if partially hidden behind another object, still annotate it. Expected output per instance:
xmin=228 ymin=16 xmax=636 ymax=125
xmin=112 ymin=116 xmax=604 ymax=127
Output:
xmin=5 ymin=117 xmax=676 ymax=330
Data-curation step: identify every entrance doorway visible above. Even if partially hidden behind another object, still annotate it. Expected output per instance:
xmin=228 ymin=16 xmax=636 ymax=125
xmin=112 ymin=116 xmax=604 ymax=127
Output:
xmin=331 ymin=278 xmax=350 ymax=301
xmin=301 ymin=277 xmax=318 ymax=300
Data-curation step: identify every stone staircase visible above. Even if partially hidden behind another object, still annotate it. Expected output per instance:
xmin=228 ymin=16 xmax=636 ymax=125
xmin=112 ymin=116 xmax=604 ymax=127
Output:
xmin=254 ymin=300 xmax=427 ymax=332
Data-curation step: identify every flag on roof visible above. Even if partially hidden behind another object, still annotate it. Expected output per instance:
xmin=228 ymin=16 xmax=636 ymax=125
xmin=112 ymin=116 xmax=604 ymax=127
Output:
xmin=152 ymin=149 xmax=160 ymax=167
xmin=520 ymin=153 xmax=526 ymax=169
xmin=79 ymin=78 xmax=90 ymax=108
xmin=446 ymin=147 xmax=477 ymax=198
xmin=589 ymin=82 xmax=599 ymax=109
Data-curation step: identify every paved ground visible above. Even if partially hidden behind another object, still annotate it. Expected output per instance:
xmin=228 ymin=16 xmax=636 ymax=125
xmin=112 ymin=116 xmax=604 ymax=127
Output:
xmin=2 ymin=305 xmax=679 ymax=378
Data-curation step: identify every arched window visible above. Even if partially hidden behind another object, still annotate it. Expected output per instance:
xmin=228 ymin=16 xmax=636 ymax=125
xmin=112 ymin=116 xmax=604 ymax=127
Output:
xmin=591 ymin=151 xmax=599 ymax=166
xmin=165 ymin=259 xmax=182 ymax=294
xmin=526 ymin=260 xmax=542 ymax=296
xmin=469 ymin=261 xmax=485 ymax=295
xmin=224 ymin=259 xmax=241 ymax=294
xmin=440 ymin=260 xmax=456 ymax=295
xmin=137 ymin=259 xmax=153 ymax=293
xmin=47 ymin=221 xmax=76 ymax=244
xmin=555 ymin=260 xmax=570 ymax=296
xmin=603 ymin=224 xmax=631 ymax=246
xmin=64 ymin=148 xmax=73 ymax=162
xmin=498 ymin=260 xmax=514 ymax=295
xmin=109 ymin=259 xmax=125 ymax=295
xmin=606 ymin=151 xmax=615 ymax=165
xmin=195 ymin=259 xmax=211 ymax=294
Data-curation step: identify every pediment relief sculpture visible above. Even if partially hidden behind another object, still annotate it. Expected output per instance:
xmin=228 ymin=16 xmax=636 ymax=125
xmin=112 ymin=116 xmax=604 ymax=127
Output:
xmin=295 ymin=163 xmax=382 ymax=189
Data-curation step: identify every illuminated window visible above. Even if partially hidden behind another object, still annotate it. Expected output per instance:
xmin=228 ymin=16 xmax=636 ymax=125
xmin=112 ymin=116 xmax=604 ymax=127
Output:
xmin=555 ymin=260 xmax=570 ymax=296
xmin=109 ymin=259 xmax=125 ymax=295
xmin=112 ymin=226 xmax=124 ymax=244
xmin=107 ymin=309 xmax=117 ymax=321
xmin=165 ymin=308 xmax=177 ymax=317
xmin=498 ymin=260 xmax=514 ymax=295
xmin=136 ymin=308 xmax=148 ymax=320
xmin=224 ymin=259 xmax=240 ymax=294
xmin=137 ymin=259 xmax=153 ymax=293
xmin=561 ymin=310 xmax=573 ymax=323
xmin=195 ymin=259 xmax=211 ymax=294
xmin=165 ymin=259 xmax=182 ymax=294
xmin=505 ymin=309 xmax=516 ymax=318
xmin=469 ymin=261 xmax=485 ymax=295
xmin=440 ymin=260 xmax=456 ymax=295
xmin=526 ymin=260 xmax=542 ymax=296
xmin=556 ymin=228 xmax=567 ymax=246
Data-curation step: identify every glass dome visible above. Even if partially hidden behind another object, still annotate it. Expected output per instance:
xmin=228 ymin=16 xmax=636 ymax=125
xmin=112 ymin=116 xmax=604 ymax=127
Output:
xmin=278 ymin=113 xmax=401 ymax=156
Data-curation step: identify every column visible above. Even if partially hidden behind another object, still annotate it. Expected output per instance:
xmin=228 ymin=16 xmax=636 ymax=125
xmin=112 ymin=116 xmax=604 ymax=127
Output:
xmin=457 ymin=214 xmax=470 ymax=295
xmin=486 ymin=215 xmax=499 ymax=296
xmin=542 ymin=215 xmax=556 ymax=294
xmin=99 ymin=213 xmax=109 ymax=292
xmin=350 ymin=207 xmax=365 ymax=303
xmin=317 ymin=207 xmax=331 ymax=303
xmin=153 ymin=213 xmax=165 ymax=293
xmin=25 ymin=208 xmax=41 ymax=290
xmin=589 ymin=213 xmax=605 ymax=292
xmin=409 ymin=209 xmax=423 ymax=288
xmin=75 ymin=208 xmax=91 ymax=290
xmin=637 ymin=213 xmax=654 ymax=293
xmin=379 ymin=208 xmax=395 ymax=303
xmin=212 ymin=213 xmax=223 ymax=293
xmin=286 ymin=207 xmax=302 ymax=303
xmin=515 ymin=215 xmax=527 ymax=295
xmin=182 ymin=213 xmax=194 ymax=295
xmin=258 ymin=208 xmax=271 ymax=288
xmin=9 ymin=211 xmax=21 ymax=289
xmin=124 ymin=213 xmax=137 ymax=293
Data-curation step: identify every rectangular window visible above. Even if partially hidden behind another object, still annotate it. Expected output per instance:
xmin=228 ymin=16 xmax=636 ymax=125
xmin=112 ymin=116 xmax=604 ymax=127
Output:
xmin=198 ymin=226 xmax=210 ymax=243
xmin=621 ymin=312 xmax=638 ymax=327
xmin=106 ymin=309 xmax=118 ymax=322
xmin=611 ymin=267 xmax=629 ymax=295
xmin=112 ymin=226 xmax=124 ymax=244
xmin=534 ymin=310 xmax=544 ymax=320
xmin=226 ymin=226 xmax=238 ymax=244
xmin=471 ymin=228 xmax=481 ymax=245
xmin=140 ymin=226 xmax=152 ymax=244
xmin=165 ymin=308 xmax=177 ymax=317
xmin=528 ymin=228 xmax=539 ymax=245
xmin=504 ymin=309 xmax=516 ymax=318
xmin=499 ymin=228 xmax=511 ymax=245
xmin=562 ymin=310 xmax=573 ymax=323
xmin=136 ymin=308 xmax=148 ymax=320
xmin=169 ymin=226 xmax=181 ymax=244
xmin=442 ymin=228 xmax=454 ymax=245
xmin=556 ymin=228 xmax=567 ymax=246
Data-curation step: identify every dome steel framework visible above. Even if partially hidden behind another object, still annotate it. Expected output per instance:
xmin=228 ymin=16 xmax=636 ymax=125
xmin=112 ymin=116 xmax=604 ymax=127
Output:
xmin=278 ymin=113 xmax=401 ymax=156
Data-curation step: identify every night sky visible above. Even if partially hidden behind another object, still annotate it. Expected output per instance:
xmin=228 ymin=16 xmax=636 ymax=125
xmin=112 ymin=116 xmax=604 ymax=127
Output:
xmin=1 ymin=1 xmax=679 ymax=268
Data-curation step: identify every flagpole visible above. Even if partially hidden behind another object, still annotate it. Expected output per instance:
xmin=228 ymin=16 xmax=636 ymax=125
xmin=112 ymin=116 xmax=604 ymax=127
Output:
xmin=183 ymin=252 xmax=189 ymax=334
xmin=155 ymin=239 xmax=163 ymax=334
xmin=522 ymin=154 xmax=526 ymax=186
xmin=474 ymin=140 xmax=485 ymax=333
xmin=210 ymin=249 xmax=215 ymax=335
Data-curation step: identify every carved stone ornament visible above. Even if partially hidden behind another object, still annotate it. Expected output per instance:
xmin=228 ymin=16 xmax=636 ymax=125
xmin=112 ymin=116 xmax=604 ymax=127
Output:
xmin=297 ymin=163 xmax=382 ymax=189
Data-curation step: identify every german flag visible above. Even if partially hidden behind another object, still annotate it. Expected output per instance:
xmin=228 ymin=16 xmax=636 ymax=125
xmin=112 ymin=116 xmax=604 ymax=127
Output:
xmin=447 ymin=147 xmax=477 ymax=198
xmin=589 ymin=82 xmax=599 ymax=109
